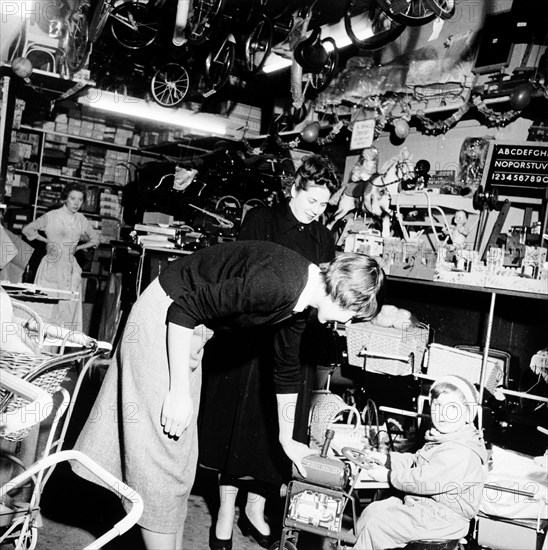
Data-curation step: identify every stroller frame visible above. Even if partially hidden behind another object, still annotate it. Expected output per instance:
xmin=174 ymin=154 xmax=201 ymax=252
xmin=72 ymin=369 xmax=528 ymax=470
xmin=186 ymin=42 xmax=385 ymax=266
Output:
xmin=0 ymin=300 xmax=143 ymax=549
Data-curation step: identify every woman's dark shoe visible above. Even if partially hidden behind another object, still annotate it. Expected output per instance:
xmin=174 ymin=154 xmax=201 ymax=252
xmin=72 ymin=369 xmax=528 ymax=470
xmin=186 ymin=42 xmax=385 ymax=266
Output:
xmin=237 ymin=511 xmax=273 ymax=549
xmin=209 ymin=524 xmax=232 ymax=550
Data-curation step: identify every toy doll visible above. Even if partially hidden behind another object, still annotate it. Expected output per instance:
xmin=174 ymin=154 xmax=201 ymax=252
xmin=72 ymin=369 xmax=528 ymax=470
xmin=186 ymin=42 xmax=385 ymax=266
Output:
xmin=451 ymin=210 xmax=469 ymax=247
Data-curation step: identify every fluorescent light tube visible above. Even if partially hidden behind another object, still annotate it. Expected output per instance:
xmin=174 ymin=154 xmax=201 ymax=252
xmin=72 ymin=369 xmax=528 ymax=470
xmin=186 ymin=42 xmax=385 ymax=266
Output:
xmin=78 ymin=89 xmax=228 ymax=136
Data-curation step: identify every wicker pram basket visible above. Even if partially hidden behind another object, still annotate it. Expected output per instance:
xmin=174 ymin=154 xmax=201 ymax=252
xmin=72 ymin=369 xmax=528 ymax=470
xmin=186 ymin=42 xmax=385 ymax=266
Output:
xmin=1 ymin=300 xmax=94 ymax=442
xmin=0 ymin=350 xmax=70 ymax=442
xmin=346 ymin=321 xmax=430 ymax=376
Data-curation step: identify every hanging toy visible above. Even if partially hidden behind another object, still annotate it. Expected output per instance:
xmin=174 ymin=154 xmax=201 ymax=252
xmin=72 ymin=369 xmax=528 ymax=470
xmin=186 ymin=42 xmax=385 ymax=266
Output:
xmin=11 ymin=57 xmax=33 ymax=81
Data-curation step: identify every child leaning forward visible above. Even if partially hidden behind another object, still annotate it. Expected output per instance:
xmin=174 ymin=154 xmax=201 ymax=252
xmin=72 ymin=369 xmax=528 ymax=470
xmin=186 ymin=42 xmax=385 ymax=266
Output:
xmin=354 ymin=375 xmax=488 ymax=550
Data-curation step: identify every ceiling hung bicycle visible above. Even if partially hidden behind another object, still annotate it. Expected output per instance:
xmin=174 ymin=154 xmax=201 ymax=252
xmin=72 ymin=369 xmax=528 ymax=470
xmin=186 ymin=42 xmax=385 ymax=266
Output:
xmin=144 ymin=0 xmax=224 ymax=107
xmin=289 ymin=2 xmax=340 ymax=122
xmin=149 ymin=0 xmax=295 ymax=106
xmin=88 ymin=0 xmax=160 ymax=50
xmin=201 ymin=0 xmax=279 ymax=96
xmin=344 ymin=0 xmax=455 ymax=50
xmin=143 ymin=0 xmax=228 ymax=107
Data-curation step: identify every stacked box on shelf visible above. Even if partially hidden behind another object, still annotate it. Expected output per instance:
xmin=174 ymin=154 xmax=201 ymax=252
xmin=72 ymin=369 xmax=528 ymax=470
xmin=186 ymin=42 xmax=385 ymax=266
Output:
xmin=99 ymin=189 xmax=123 ymax=219
xmin=115 ymin=121 xmax=136 ymax=146
xmin=103 ymin=126 xmax=117 ymax=143
xmin=80 ymin=116 xmax=95 ymax=138
xmin=10 ymin=130 xmax=40 ymax=156
xmin=65 ymin=148 xmax=82 ymax=177
xmin=4 ymin=168 xmax=16 ymax=197
xmin=8 ymin=141 xmax=33 ymax=164
xmin=80 ymin=146 xmax=106 ymax=181
xmin=6 ymin=172 xmax=31 ymax=204
xmin=67 ymin=112 xmax=82 ymax=135
xmin=13 ymin=99 xmax=25 ymax=129
xmin=92 ymin=121 xmax=106 ymax=141
xmin=42 ymin=134 xmax=68 ymax=176
xmin=55 ymin=113 xmax=68 ymax=134
xmin=139 ymin=131 xmax=160 ymax=147
xmin=82 ymin=186 xmax=99 ymax=214
xmin=41 ymin=121 xmax=56 ymax=132
xmin=38 ymin=180 xmax=64 ymax=209
xmin=44 ymin=135 xmax=68 ymax=158
xmin=103 ymin=150 xmax=129 ymax=184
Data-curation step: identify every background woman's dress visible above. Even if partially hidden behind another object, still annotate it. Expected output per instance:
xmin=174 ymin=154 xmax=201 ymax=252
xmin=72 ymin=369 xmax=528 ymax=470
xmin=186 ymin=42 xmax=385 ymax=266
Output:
xmin=199 ymin=201 xmax=335 ymax=488
xmin=23 ymin=207 xmax=98 ymax=331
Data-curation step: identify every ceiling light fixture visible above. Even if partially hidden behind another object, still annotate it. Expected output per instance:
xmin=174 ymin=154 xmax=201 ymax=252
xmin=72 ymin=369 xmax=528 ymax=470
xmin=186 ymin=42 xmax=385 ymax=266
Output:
xmin=77 ymin=89 xmax=229 ymax=136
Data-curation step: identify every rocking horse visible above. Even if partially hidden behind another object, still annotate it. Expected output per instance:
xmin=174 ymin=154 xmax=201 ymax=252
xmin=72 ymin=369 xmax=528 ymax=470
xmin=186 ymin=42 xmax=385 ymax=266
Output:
xmin=330 ymin=148 xmax=415 ymax=240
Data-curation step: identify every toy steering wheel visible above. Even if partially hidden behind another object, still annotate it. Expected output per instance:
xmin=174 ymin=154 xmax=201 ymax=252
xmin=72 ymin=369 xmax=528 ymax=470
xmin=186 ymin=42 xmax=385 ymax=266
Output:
xmin=342 ymin=447 xmax=378 ymax=469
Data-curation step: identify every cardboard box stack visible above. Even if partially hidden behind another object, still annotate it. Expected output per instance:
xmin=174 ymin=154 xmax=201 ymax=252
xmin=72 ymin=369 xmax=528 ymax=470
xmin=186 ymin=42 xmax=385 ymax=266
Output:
xmin=50 ymin=111 xmax=140 ymax=147
xmin=4 ymin=169 xmax=31 ymax=203
xmin=99 ymin=189 xmax=123 ymax=219
xmin=8 ymin=130 xmax=40 ymax=169
xmin=38 ymin=179 xmax=64 ymax=209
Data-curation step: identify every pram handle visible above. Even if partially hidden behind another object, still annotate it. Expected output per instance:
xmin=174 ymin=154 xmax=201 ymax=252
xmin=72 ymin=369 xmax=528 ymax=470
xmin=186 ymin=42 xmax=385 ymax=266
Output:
xmin=0 ymin=450 xmax=144 ymax=549
xmin=0 ymin=370 xmax=53 ymax=436
xmin=13 ymin=301 xmax=112 ymax=353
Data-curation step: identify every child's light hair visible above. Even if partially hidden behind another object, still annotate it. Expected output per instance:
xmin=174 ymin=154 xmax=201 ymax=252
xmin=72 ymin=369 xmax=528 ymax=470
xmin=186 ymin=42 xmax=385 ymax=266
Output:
xmin=321 ymin=253 xmax=385 ymax=320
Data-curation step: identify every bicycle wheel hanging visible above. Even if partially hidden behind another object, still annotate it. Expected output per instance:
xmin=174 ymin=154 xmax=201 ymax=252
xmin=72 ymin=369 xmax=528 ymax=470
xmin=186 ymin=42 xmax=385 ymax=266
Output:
xmin=66 ymin=10 xmax=91 ymax=74
xmin=424 ymin=0 xmax=455 ymax=19
xmin=89 ymin=0 xmax=109 ymax=43
xmin=150 ymin=63 xmax=190 ymax=107
xmin=110 ymin=2 xmax=159 ymax=49
xmin=344 ymin=0 xmax=405 ymax=50
xmin=376 ymin=0 xmax=436 ymax=26
xmin=242 ymin=14 xmax=273 ymax=75
xmin=186 ymin=0 xmax=225 ymax=45
xmin=204 ymin=36 xmax=235 ymax=93
xmin=309 ymin=37 xmax=338 ymax=93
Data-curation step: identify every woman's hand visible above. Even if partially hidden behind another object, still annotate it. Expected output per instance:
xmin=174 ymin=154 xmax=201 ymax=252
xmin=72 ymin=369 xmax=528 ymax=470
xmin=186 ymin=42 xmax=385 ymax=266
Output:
xmin=281 ymin=439 xmax=318 ymax=478
xmin=160 ymin=389 xmax=193 ymax=438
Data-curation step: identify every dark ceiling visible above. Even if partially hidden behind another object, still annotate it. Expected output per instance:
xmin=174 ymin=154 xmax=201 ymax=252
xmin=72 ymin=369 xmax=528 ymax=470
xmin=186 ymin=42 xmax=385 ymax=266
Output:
xmin=86 ymin=0 xmax=352 ymax=110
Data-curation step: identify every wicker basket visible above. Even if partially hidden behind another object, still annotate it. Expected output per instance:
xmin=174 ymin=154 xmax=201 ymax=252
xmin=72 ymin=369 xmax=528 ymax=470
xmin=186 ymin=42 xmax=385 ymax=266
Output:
xmin=346 ymin=322 xmax=430 ymax=376
xmin=425 ymin=344 xmax=504 ymax=393
xmin=0 ymin=351 xmax=69 ymax=442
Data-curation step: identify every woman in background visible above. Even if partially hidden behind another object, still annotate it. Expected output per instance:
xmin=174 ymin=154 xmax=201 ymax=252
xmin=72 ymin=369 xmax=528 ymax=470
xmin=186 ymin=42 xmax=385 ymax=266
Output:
xmin=22 ymin=183 xmax=99 ymax=331
xmin=199 ymin=154 xmax=340 ymax=549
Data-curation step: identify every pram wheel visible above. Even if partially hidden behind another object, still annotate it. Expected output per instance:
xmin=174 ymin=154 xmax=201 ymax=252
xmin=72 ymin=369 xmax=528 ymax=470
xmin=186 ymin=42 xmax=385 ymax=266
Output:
xmin=17 ymin=525 xmax=38 ymax=549
xmin=269 ymin=541 xmax=298 ymax=550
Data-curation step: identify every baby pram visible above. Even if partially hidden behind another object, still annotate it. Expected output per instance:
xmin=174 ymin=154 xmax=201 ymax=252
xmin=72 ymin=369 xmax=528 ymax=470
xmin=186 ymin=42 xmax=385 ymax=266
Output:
xmin=0 ymin=300 xmax=143 ymax=549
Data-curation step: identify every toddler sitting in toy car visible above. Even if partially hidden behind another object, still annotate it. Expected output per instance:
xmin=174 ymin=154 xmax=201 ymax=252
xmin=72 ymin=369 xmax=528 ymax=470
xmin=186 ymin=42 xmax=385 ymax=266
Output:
xmin=353 ymin=375 xmax=488 ymax=550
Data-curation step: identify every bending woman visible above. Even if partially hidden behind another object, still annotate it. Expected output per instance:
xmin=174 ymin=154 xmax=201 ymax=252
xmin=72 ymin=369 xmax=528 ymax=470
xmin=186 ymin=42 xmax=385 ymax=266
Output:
xmin=72 ymin=240 xmax=385 ymax=550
